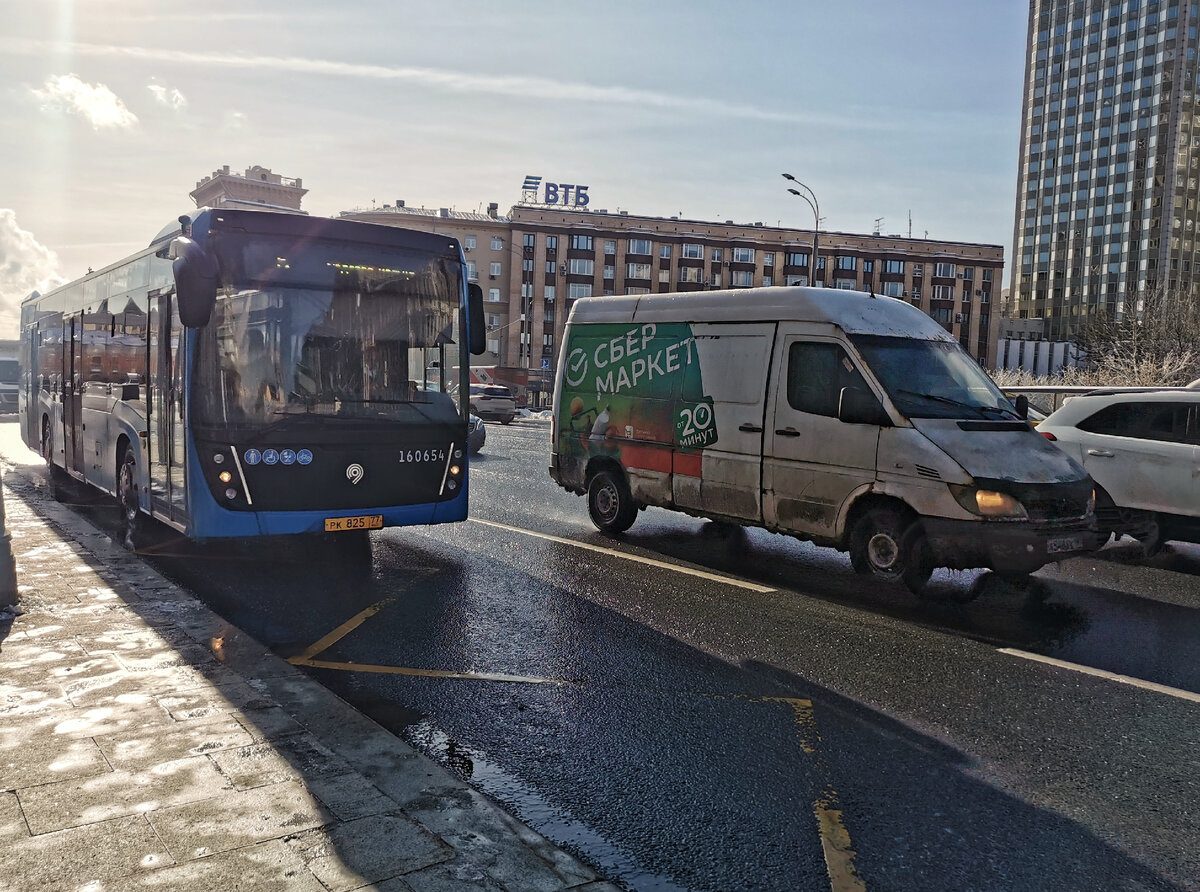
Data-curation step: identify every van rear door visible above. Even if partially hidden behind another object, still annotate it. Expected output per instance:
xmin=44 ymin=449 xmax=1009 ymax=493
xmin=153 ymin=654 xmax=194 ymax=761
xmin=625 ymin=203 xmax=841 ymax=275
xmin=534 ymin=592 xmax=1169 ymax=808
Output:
xmin=672 ymin=323 xmax=774 ymax=522
xmin=763 ymin=332 xmax=880 ymax=538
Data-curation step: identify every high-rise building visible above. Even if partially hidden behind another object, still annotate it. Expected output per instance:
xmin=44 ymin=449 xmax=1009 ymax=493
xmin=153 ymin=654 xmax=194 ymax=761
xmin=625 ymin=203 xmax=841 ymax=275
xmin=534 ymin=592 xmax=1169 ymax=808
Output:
xmin=190 ymin=165 xmax=308 ymax=213
xmin=1010 ymin=0 xmax=1196 ymax=341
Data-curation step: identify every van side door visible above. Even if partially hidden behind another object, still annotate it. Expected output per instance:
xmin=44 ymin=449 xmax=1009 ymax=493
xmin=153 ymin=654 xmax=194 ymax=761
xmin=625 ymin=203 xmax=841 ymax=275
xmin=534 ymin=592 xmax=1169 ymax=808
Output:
xmin=671 ymin=323 xmax=774 ymax=522
xmin=763 ymin=333 xmax=880 ymax=539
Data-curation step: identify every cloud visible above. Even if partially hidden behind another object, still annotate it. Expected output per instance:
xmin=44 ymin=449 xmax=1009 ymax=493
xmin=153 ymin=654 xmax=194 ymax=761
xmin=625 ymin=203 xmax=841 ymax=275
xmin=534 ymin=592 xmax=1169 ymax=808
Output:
xmin=148 ymin=83 xmax=187 ymax=110
xmin=31 ymin=73 xmax=138 ymax=129
xmin=4 ymin=39 xmax=891 ymax=130
xmin=0 ymin=210 xmax=65 ymax=337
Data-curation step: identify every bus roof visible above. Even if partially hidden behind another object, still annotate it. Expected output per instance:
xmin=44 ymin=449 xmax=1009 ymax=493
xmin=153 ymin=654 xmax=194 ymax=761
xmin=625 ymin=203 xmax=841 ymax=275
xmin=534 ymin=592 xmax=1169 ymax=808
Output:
xmin=565 ymin=286 xmax=955 ymax=341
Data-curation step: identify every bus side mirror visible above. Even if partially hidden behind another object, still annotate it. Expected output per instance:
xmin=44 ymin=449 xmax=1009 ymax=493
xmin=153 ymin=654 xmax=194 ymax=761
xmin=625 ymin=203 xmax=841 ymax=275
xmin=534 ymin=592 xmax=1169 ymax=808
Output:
xmin=171 ymin=237 xmax=219 ymax=329
xmin=839 ymin=387 xmax=891 ymax=427
xmin=468 ymin=283 xmax=486 ymax=355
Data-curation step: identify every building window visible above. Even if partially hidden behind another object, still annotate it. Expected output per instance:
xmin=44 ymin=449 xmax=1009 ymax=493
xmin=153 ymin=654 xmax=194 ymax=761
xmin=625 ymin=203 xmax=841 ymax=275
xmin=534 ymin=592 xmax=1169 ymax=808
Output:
xmin=628 ymin=238 xmax=652 ymax=255
xmin=465 ymin=236 xmax=476 ymax=250
xmin=625 ymin=287 xmax=650 ymax=295
xmin=911 ymin=286 xmax=922 ymax=301
xmin=763 ymin=275 xmax=774 ymax=286
xmin=487 ymin=314 xmax=501 ymax=328
xmin=912 ymin=263 xmax=923 ymax=277
xmin=930 ymin=307 xmax=952 ymax=324
xmin=863 ymin=259 xmax=873 ymax=273
xmin=763 ymin=252 xmax=775 ymax=267
xmin=546 ymin=235 xmax=558 ymax=250
xmin=935 ymin=262 xmax=957 ymax=278
xmin=731 ymin=270 xmax=755 ymax=287
xmin=962 ymin=266 xmax=974 ymax=281
xmin=627 ymin=262 xmax=652 ymax=279
xmin=711 ymin=272 xmax=722 ymax=287
xmin=884 ymin=259 xmax=904 ymax=274
xmin=490 ymin=262 xmax=503 ymax=277
xmin=658 ymin=269 xmax=670 ymax=284
xmin=659 ymin=245 xmax=672 ymax=258
xmin=466 ymin=261 xmax=477 ymax=280
xmin=835 ymin=278 xmax=856 ymax=290
xmin=604 ymin=265 xmax=615 ymax=279
xmin=568 ymin=258 xmax=594 ymax=276
xmin=882 ymin=281 xmax=903 ymax=297
xmin=487 ymin=338 xmax=499 ymax=354
xmin=711 ymin=248 xmax=723 ymax=262
xmin=785 ymin=252 xmax=809 ymax=268
xmin=544 ymin=306 xmax=555 ymax=323
xmin=836 ymin=256 xmax=857 ymax=271
xmin=604 ymin=239 xmax=616 ymax=255
xmin=932 ymin=284 xmax=955 ymax=300
xmin=568 ymin=283 xmax=593 ymax=299
xmin=733 ymin=247 xmax=755 ymax=263
xmin=495 ymin=237 xmax=507 ymax=250
xmin=785 ymin=275 xmax=808 ymax=286
xmin=678 ymin=266 xmax=703 ymax=284
xmin=571 ymin=235 xmax=594 ymax=251
xmin=521 ymin=283 xmax=532 ymax=298
xmin=545 ymin=261 xmax=556 ymax=274
xmin=982 ymin=268 xmax=993 ymax=282
xmin=488 ymin=288 xmax=501 ymax=302
xmin=682 ymin=243 xmax=703 ymax=259
xmin=980 ymin=291 xmax=990 ymax=304
xmin=521 ymin=258 xmax=533 ymax=273
xmin=544 ymin=285 xmax=556 ymax=301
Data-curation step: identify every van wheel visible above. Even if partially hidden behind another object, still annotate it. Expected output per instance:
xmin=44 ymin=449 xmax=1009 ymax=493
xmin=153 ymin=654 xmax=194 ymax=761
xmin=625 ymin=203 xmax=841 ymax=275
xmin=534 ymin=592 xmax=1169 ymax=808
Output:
xmin=588 ymin=469 xmax=638 ymax=535
xmin=41 ymin=419 xmax=71 ymax=502
xmin=848 ymin=507 xmax=932 ymax=594
xmin=117 ymin=445 xmax=148 ymax=551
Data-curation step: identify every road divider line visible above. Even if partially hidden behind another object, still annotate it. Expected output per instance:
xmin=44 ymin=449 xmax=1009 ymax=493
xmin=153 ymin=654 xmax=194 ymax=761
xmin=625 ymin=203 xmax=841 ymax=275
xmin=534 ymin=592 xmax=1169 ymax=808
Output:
xmin=999 ymin=648 xmax=1200 ymax=704
xmin=290 ymin=597 xmax=398 ymax=664
xmin=767 ymin=697 xmax=867 ymax=892
xmin=470 ymin=518 xmax=775 ymax=593
xmin=290 ymin=657 xmax=568 ymax=685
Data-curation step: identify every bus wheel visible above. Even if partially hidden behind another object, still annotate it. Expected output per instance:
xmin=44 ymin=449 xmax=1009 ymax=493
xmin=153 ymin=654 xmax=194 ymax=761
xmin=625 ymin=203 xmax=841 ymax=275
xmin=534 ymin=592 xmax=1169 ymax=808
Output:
xmin=117 ymin=446 xmax=147 ymax=551
xmin=848 ymin=507 xmax=932 ymax=594
xmin=587 ymin=469 xmax=637 ymax=535
xmin=42 ymin=419 xmax=70 ymax=502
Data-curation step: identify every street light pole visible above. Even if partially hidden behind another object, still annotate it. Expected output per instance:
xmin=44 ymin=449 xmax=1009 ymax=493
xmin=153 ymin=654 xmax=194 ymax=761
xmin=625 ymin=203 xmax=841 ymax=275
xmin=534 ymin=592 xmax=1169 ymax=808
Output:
xmin=782 ymin=173 xmax=821 ymax=287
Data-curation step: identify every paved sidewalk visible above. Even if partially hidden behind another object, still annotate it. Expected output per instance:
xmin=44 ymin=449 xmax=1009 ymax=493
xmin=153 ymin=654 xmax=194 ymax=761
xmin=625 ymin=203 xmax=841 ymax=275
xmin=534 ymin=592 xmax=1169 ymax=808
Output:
xmin=0 ymin=466 xmax=617 ymax=892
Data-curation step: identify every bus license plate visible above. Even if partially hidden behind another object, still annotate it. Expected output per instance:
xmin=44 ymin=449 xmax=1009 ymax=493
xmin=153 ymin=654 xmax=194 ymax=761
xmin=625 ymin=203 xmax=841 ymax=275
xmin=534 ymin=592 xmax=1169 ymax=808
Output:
xmin=1047 ymin=534 xmax=1085 ymax=554
xmin=324 ymin=515 xmax=383 ymax=532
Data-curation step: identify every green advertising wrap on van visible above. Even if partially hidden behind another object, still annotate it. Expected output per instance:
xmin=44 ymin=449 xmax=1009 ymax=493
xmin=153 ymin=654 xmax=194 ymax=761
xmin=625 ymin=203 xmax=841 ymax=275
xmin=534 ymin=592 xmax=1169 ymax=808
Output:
xmin=558 ymin=322 xmax=717 ymax=465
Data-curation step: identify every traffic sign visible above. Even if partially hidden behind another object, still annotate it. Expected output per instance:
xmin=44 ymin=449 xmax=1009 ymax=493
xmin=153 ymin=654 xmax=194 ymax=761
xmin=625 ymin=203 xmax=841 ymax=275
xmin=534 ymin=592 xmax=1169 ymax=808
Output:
xmin=541 ymin=359 xmax=550 ymax=369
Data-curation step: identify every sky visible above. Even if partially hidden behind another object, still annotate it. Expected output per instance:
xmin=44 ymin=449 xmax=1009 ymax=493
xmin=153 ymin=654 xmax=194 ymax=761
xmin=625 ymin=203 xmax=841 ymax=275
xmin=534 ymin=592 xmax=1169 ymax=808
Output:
xmin=0 ymin=0 xmax=1030 ymax=337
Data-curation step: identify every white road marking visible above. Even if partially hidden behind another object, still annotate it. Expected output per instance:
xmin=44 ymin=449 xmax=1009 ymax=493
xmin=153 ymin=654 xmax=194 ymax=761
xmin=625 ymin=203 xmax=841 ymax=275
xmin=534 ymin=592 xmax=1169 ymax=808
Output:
xmin=999 ymin=648 xmax=1200 ymax=704
xmin=470 ymin=518 xmax=776 ymax=593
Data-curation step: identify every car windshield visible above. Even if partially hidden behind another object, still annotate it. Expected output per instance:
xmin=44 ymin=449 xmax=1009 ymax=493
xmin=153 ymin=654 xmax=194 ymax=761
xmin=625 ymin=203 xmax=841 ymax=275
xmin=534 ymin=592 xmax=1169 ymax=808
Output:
xmin=850 ymin=334 xmax=1019 ymax=420
xmin=193 ymin=236 xmax=465 ymax=431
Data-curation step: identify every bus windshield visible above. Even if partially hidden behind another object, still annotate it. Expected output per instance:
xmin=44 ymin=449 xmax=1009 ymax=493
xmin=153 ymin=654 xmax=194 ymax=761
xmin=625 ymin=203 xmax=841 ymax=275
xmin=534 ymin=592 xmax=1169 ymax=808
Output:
xmin=193 ymin=235 xmax=465 ymax=431
xmin=849 ymin=334 xmax=1020 ymax=421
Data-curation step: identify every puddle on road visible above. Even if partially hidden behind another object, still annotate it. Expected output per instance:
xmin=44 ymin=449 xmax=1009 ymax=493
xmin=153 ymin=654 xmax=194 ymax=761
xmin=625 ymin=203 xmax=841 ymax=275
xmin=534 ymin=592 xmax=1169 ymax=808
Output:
xmin=405 ymin=718 xmax=695 ymax=892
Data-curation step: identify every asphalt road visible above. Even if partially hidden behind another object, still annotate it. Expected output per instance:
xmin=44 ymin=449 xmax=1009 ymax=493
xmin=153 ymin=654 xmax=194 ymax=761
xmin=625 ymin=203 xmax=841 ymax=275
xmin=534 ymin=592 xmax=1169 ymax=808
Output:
xmin=3 ymin=416 xmax=1198 ymax=892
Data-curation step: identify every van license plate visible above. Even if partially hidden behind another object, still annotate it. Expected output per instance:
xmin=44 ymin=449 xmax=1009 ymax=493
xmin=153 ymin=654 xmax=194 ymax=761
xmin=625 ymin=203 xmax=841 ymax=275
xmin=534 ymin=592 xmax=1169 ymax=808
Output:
xmin=324 ymin=515 xmax=383 ymax=532
xmin=1047 ymin=534 xmax=1085 ymax=554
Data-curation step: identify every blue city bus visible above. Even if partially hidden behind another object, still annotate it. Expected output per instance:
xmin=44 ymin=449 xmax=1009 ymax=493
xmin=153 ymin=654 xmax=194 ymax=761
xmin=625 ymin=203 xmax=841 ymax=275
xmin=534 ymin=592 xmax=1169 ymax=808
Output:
xmin=19 ymin=208 xmax=486 ymax=555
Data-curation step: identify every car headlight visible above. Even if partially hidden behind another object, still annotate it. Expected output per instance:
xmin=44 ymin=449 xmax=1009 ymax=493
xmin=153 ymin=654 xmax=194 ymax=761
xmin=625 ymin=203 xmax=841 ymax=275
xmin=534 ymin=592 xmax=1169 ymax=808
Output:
xmin=949 ymin=484 xmax=1028 ymax=519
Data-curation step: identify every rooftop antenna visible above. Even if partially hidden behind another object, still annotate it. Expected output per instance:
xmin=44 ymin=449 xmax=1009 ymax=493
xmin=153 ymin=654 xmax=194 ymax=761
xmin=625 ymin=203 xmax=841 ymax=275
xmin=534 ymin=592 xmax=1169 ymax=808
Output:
xmin=873 ymin=217 xmax=883 ymax=236
xmin=908 ymin=210 xmax=913 ymax=239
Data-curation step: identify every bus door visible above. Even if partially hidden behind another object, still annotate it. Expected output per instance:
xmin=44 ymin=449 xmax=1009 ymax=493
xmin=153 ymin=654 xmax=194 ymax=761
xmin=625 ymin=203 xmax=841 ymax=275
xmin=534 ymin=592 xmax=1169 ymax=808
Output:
xmin=148 ymin=294 xmax=188 ymax=525
xmin=64 ymin=315 xmax=84 ymax=475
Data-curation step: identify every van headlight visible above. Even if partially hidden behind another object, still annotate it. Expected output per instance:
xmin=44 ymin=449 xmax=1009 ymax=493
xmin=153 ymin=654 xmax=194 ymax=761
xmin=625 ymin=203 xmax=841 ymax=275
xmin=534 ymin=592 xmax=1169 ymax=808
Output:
xmin=949 ymin=484 xmax=1028 ymax=519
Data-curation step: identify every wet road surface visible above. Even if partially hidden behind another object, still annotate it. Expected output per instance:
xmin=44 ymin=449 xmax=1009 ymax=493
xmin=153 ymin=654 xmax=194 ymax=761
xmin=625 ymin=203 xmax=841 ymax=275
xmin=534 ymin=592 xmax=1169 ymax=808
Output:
xmin=4 ymin=417 xmax=1198 ymax=891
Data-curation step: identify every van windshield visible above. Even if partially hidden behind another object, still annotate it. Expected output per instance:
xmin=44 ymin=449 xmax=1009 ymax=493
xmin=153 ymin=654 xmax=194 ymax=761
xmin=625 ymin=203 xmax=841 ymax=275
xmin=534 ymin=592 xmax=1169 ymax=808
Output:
xmin=850 ymin=334 xmax=1019 ymax=420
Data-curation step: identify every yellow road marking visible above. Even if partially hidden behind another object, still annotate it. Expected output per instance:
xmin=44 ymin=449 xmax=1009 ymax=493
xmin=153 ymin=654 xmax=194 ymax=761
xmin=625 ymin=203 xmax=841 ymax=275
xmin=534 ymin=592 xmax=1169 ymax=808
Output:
xmin=290 ymin=596 xmax=397 ymax=664
xmin=999 ymin=648 xmax=1200 ymax=704
xmin=769 ymin=697 xmax=868 ymax=892
xmin=470 ymin=518 xmax=776 ymax=593
xmin=289 ymin=657 xmax=567 ymax=685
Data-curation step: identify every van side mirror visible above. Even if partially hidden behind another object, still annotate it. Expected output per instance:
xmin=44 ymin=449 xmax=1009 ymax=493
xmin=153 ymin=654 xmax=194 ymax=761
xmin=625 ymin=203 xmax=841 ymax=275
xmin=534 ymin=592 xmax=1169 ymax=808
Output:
xmin=1014 ymin=394 xmax=1029 ymax=420
xmin=171 ymin=237 xmax=219 ymax=328
xmin=838 ymin=387 xmax=891 ymax=427
xmin=467 ymin=283 xmax=486 ymax=355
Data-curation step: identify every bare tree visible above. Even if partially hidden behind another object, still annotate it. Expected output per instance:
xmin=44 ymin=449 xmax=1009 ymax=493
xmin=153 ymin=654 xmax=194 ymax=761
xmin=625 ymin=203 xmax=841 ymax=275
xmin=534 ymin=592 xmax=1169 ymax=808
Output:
xmin=1070 ymin=289 xmax=1200 ymax=386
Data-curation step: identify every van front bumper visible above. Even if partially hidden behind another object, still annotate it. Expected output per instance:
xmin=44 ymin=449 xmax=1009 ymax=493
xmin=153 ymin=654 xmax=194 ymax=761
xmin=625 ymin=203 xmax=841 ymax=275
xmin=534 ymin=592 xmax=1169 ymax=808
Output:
xmin=921 ymin=517 xmax=1101 ymax=574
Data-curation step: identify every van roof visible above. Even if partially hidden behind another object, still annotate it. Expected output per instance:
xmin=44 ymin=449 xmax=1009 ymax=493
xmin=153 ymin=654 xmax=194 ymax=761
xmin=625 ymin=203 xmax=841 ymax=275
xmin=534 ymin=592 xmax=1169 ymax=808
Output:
xmin=565 ymin=286 xmax=955 ymax=341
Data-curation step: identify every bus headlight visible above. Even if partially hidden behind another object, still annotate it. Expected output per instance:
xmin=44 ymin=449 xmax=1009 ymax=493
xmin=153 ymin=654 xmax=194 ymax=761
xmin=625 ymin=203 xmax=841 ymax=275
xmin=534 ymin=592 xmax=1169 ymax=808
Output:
xmin=218 ymin=470 xmax=233 ymax=484
xmin=949 ymin=484 xmax=1028 ymax=519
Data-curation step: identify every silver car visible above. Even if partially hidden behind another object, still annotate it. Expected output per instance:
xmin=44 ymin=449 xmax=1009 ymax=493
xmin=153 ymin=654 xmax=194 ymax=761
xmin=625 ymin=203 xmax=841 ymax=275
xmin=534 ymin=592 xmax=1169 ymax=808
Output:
xmin=469 ymin=384 xmax=517 ymax=424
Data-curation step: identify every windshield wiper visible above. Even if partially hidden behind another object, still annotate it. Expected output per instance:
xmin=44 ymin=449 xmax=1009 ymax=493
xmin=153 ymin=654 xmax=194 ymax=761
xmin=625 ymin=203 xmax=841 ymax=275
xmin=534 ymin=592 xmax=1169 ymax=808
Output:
xmin=895 ymin=389 xmax=995 ymax=419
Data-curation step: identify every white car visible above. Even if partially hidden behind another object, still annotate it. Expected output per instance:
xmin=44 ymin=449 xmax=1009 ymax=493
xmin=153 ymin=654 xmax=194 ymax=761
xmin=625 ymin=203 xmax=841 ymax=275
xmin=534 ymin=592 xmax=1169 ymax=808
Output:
xmin=1039 ymin=389 xmax=1200 ymax=553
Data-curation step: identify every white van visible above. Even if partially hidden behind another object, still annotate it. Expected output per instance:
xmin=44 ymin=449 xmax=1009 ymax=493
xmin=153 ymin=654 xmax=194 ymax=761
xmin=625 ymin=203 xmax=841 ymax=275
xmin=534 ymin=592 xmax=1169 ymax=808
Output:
xmin=549 ymin=287 xmax=1098 ymax=593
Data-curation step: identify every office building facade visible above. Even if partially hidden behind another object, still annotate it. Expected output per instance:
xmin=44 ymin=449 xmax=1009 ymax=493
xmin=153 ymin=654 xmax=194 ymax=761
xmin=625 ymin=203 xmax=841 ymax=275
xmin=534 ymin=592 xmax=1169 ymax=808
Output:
xmin=1010 ymin=0 xmax=1198 ymax=340
xmin=343 ymin=202 xmax=1003 ymax=402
